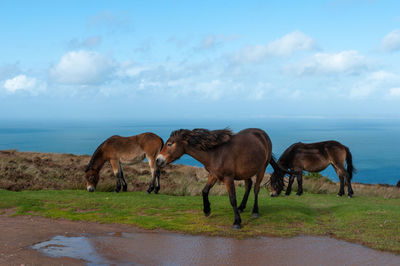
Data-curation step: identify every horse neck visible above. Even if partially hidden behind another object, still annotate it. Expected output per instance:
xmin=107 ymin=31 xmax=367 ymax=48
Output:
xmin=91 ymin=154 xmax=107 ymax=172
xmin=184 ymin=145 xmax=213 ymax=169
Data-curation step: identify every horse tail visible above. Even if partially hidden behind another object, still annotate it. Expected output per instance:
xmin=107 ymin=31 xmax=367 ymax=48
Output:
xmin=85 ymin=139 xmax=107 ymax=172
xmin=345 ymin=146 xmax=357 ymax=180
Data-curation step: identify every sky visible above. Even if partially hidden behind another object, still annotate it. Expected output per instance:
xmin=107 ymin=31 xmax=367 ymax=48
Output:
xmin=1 ymin=0 xmax=400 ymax=120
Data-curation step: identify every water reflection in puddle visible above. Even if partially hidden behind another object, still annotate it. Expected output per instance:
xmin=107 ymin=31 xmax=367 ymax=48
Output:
xmin=32 ymin=232 xmax=400 ymax=266
xmin=32 ymin=235 xmax=109 ymax=265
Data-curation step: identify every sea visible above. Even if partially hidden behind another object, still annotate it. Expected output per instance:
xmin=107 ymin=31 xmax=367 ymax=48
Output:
xmin=0 ymin=118 xmax=399 ymax=185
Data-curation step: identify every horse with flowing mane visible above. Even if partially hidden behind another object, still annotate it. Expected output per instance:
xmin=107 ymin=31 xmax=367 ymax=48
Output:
xmin=270 ymin=140 xmax=356 ymax=197
xmin=85 ymin=132 xmax=163 ymax=193
xmin=156 ymin=128 xmax=283 ymax=229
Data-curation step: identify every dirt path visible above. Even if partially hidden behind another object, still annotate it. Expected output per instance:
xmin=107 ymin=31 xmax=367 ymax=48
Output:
xmin=1 ymin=213 xmax=399 ymax=266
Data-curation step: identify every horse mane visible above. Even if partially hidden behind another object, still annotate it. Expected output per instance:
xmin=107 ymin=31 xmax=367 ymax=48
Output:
xmin=85 ymin=139 xmax=107 ymax=172
xmin=171 ymin=128 xmax=233 ymax=151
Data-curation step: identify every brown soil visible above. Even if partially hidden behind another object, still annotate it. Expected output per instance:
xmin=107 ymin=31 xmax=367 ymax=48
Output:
xmin=0 ymin=209 xmax=152 ymax=265
xmin=1 ymin=150 xmax=399 ymax=198
xmin=1 ymin=210 xmax=400 ymax=266
xmin=0 ymin=149 xmax=228 ymax=196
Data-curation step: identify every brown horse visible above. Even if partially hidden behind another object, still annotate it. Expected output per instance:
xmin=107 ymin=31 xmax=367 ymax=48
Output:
xmin=270 ymin=141 xmax=356 ymax=197
xmin=85 ymin=132 xmax=164 ymax=193
xmin=156 ymin=128 xmax=282 ymax=229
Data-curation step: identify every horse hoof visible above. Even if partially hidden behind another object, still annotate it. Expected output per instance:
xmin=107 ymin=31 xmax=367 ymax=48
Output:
xmin=252 ymin=213 xmax=259 ymax=219
xmin=348 ymin=195 xmax=352 ymax=198
xmin=232 ymin=224 xmax=241 ymax=230
xmin=204 ymin=211 xmax=211 ymax=217
xmin=337 ymin=194 xmax=343 ymax=197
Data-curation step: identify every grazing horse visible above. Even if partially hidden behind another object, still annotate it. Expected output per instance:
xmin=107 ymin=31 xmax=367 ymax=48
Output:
xmin=270 ymin=141 xmax=356 ymax=197
xmin=85 ymin=133 xmax=164 ymax=193
xmin=156 ymin=128 xmax=282 ymax=229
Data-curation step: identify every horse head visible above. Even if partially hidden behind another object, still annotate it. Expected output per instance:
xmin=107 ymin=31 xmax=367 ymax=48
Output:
xmin=85 ymin=167 xmax=100 ymax=192
xmin=269 ymin=170 xmax=285 ymax=196
xmin=156 ymin=130 xmax=188 ymax=168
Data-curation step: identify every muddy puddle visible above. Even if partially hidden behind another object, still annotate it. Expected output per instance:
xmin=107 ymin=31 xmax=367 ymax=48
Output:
xmin=32 ymin=231 xmax=400 ymax=266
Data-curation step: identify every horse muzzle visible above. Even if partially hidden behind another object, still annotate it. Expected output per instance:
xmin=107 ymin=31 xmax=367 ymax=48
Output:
xmin=270 ymin=191 xmax=278 ymax=197
xmin=156 ymin=155 xmax=166 ymax=168
xmin=87 ymin=185 xmax=95 ymax=192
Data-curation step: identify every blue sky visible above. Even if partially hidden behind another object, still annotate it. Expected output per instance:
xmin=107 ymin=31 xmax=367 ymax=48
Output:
xmin=1 ymin=0 xmax=400 ymax=120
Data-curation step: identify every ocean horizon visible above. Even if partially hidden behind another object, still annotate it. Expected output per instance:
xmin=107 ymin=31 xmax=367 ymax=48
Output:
xmin=0 ymin=117 xmax=399 ymax=185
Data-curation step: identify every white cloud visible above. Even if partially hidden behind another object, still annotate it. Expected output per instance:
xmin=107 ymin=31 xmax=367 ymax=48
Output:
xmin=382 ymin=30 xmax=400 ymax=52
xmin=197 ymin=34 xmax=239 ymax=50
xmin=68 ymin=36 xmax=102 ymax=49
xmin=191 ymin=80 xmax=224 ymax=100
xmin=350 ymin=71 xmax=400 ymax=98
xmin=3 ymin=74 xmax=43 ymax=93
xmin=290 ymin=50 xmax=369 ymax=75
xmin=389 ymin=87 xmax=400 ymax=97
xmin=0 ymin=63 xmax=20 ymax=80
xmin=50 ymin=50 xmax=115 ymax=85
xmin=235 ymin=31 xmax=315 ymax=63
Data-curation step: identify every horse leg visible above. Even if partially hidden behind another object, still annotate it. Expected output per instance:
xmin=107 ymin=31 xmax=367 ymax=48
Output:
xmin=252 ymin=171 xmax=264 ymax=218
xmin=146 ymin=155 xmax=157 ymax=194
xmin=296 ymin=173 xmax=303 ymax=196
xmin=334 ymin=166 xmax=345 ymax=196
xmin=110 ymin=159 xmax=122 ymax=193
xmin=202 ymin=175 xmax=217 ymax=217
xmin=347 ymin=177 xmax=354 ymax=197
xmin=154 ymin=167 xmax=161 ymax=194
xmin=344 ymin=172 xmax=354 ymax=198
xmin=337 ymin=176 xmax=345 ymax=196
xmin=224 ymin=178 xmax=241 ymax=229
xmin=285 ymin=174 xmax=295 ymax=196
xmin=238 ymin=178 xmax=252 ymax=213
xmin=118 ymin=162 xmax=128 ymax=192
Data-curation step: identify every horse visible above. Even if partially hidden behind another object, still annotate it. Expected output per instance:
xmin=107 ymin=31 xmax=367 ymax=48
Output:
xmin=269 ymin=140 xmax=356 ymax=198
xmin=155 ymin=128 xmax=283 ymax=229
xmin=84 ymin=132 xmax=164 ymax=193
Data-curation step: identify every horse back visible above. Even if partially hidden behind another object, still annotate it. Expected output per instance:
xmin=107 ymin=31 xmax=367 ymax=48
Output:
xmin=286 ymin=141 xmax=346 ymax=171
xmin=102 ymin=133 xmax=163 ymax=162
xmin=214 ymin=128 xmax=272 ymax=179
xmin=137 ymin=132 xmax=164 ymax=154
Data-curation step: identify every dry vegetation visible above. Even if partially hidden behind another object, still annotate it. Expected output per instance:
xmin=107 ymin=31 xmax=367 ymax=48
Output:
xmin=0 ymin=150 xmax=399 ymax=198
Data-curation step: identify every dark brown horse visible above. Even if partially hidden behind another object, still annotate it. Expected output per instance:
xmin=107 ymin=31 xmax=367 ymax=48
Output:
xmin=156 ymin=128 xmax=282 ymax=229
xmin=270 ymin=141 xmax=356 ymax=197
xmin=85 ymin=133 xmax=164 ymax=193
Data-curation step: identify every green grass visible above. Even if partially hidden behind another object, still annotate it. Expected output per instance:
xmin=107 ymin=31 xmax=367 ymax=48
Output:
xmin=1 ymin=188 xmax=399 ymax=253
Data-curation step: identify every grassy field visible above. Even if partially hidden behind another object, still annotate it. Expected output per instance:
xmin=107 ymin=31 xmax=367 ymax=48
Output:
xmin=1 ymin=150 xmax=400 ymax=253
xmin=1 ymin=188 xmax=399 ymax=253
